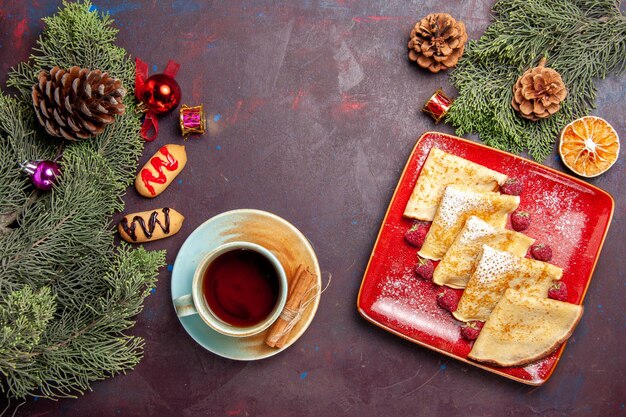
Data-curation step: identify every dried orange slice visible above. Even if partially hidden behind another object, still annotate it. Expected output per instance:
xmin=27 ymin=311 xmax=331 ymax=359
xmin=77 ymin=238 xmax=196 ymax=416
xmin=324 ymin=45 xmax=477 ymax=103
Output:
xmin=559 ymin=116 xmax=620 ymax=178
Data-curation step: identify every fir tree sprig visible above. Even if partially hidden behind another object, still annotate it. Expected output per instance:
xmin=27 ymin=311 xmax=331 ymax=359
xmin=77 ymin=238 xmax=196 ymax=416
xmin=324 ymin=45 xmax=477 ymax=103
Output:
xmin=0 ymin=1 xmax=164 ymax=401
xmin=447 ymin=0 xmax=626 ymax=161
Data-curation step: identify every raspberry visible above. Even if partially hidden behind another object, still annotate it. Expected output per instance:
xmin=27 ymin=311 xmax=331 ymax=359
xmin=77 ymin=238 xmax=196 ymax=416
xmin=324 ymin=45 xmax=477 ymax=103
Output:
xmin=437 ymin=288 xmax=460 ymax=312
xmin=531 ymin=243 xmax=553 ymax=262
xmin=548 ymin=281 xmax=568 ymax=301
xmin=414 ymin=257 xmax=434 ymax=281
xmin=510 ymin=210 xmax=531 ymax=231
xmin=500 ymin=178 xmax=523 ymax=196
xmin=460 ymin=321 xmax=485 ymax=341
xmin=405 ymin=221 xmax=429 ymax=247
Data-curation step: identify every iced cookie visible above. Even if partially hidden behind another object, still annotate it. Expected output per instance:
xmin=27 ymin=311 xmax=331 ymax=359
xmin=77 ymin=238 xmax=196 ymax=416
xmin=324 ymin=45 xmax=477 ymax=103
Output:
xmin=118 ymin=207 xmax=184 ymax=243
xmin=135 ymin=144 xmax=186 ymax=198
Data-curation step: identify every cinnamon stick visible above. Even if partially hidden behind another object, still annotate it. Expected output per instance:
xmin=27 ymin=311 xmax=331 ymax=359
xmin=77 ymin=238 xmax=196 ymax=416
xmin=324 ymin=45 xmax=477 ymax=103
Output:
xmin=274 ymin=268 xmax=315 ymax=348
xmin=265 ymin=264 xmax=315 ymax=348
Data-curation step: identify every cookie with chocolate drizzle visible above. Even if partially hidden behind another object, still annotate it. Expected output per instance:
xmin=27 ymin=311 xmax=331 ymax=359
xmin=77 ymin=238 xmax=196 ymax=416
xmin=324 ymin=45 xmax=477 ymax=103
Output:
xmin=118 ymin=207 xmax=184 ymax=243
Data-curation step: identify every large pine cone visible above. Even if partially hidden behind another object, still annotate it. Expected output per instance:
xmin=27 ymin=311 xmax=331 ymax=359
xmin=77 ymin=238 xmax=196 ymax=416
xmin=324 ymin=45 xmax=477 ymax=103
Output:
xmin=32 ymin=66 xmax=126 ymax=141
xmin=512 ymin=59 xmax=567 ymax=121
xmin=408 ymin=13 xmax=467 ymax=73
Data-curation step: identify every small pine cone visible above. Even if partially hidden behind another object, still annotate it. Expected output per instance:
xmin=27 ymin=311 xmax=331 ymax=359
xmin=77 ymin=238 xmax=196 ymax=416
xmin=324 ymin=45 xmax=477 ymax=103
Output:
xmin=32 ymin=66 xmax=126 ymax=141
xmin=408 ymin=13 xmax=468 ymax=73
xmin=512 ymin=58 xmax=567 ymax=121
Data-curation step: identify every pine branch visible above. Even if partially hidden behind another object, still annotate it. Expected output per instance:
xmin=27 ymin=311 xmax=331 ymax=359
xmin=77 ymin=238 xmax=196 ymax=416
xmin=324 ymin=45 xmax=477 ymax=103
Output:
xmin=447 ymin=0 xmax=626 ymax=160
xmin=2 ymin=247 xmax=163 ymax=399
xmin=0 ymin=94 xmax=55 ymax=221
xmin=0 ymin=1 xmax=165 ymax=401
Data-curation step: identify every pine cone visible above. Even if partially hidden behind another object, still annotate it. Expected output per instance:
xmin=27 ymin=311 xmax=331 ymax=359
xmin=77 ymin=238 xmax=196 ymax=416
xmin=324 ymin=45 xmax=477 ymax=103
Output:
xmin=408 ymin=13 xmax=468 ymax=73
xmin=32 ymin=66 xmax=126 ymax=141
xmin=512 ymin=58 xmax=567 ymax=121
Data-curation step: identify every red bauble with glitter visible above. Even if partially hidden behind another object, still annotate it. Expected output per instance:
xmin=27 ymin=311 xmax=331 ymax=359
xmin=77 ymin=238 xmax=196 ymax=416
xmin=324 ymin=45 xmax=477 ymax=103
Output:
xmin=141 ymin=74 xmax=181 ymax=115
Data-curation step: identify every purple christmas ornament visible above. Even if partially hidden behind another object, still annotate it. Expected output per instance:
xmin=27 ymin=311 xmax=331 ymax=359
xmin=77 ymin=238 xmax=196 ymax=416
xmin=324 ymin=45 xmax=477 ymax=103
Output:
xmin=19 ymin=160 xmax=61 ymax=191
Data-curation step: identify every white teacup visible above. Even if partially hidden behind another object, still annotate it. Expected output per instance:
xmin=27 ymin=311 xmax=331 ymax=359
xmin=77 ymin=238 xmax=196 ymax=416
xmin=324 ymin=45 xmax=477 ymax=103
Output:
xmin=173 ymin=241 xmax=287 ymax=338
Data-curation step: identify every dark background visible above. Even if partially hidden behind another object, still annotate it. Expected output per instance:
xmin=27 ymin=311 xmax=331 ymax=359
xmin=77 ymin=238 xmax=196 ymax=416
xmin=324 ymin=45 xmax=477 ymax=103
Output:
xmin=1 ymin=1 xmax=624 ymax=416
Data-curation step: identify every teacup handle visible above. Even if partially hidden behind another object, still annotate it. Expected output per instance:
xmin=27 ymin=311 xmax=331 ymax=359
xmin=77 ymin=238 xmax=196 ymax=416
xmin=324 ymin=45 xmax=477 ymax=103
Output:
xmin=173 ymin=294 xmax=198 ymax=317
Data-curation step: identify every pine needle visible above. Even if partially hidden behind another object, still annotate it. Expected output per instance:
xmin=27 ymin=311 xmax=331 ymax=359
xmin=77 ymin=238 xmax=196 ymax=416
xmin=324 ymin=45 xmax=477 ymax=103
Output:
xmin=447 ymin=0 xmax=626 ymax=161
xmin=0 ymin=1 xmax=165 ymax=401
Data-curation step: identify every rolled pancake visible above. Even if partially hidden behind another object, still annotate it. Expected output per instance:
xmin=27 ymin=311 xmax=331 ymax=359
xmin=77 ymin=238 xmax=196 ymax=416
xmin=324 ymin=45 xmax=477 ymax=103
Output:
xmin=418 ymin=187 xmax=519 ymax=260
xmin=453 ymin=245 xmax=562 ymax=322
xmin=468 ymin=289 xmax=583 ymax=367
xmin=433 ymin=216 xmax=535 ymax=289
xmin=404 ymin=148 xmax=508 ymax=221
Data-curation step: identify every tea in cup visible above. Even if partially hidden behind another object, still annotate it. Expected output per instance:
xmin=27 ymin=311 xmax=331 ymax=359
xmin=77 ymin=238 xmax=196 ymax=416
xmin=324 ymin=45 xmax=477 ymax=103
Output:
xmin=174 ymin=241 xmax=287 ymax=337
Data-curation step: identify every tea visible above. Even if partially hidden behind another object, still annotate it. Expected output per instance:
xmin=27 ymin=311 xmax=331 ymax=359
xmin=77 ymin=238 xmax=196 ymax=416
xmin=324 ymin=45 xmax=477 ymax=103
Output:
xmin=202 ymin=248 xmax=280 ymax=328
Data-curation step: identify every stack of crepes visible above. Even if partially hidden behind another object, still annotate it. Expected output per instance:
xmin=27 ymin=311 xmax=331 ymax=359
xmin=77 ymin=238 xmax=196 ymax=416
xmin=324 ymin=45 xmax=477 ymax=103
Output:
xmin=403 ymin=147 xmax=583 ymax=367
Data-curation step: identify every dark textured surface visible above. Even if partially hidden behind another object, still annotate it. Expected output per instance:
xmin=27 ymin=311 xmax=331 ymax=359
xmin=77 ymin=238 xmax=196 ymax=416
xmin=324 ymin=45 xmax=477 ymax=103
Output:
xmin=1 ymin=1 xmax=624 ymax=416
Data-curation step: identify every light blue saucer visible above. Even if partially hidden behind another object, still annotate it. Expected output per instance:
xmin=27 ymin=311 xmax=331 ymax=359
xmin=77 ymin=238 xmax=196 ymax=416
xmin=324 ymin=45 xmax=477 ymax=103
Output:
xmin=171 ymin=209 xmax=321 ymax=360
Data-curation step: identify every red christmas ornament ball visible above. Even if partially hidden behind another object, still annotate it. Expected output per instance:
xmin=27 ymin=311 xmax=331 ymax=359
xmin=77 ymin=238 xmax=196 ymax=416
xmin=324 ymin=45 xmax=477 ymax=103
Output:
xmin=141 ymin=74 xmax=181 ymax=115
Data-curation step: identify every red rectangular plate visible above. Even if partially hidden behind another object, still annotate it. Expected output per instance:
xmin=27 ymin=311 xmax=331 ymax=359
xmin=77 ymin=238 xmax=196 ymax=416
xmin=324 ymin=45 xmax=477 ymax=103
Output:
xmin=357 ymin=132 xmax=614 ymax=385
